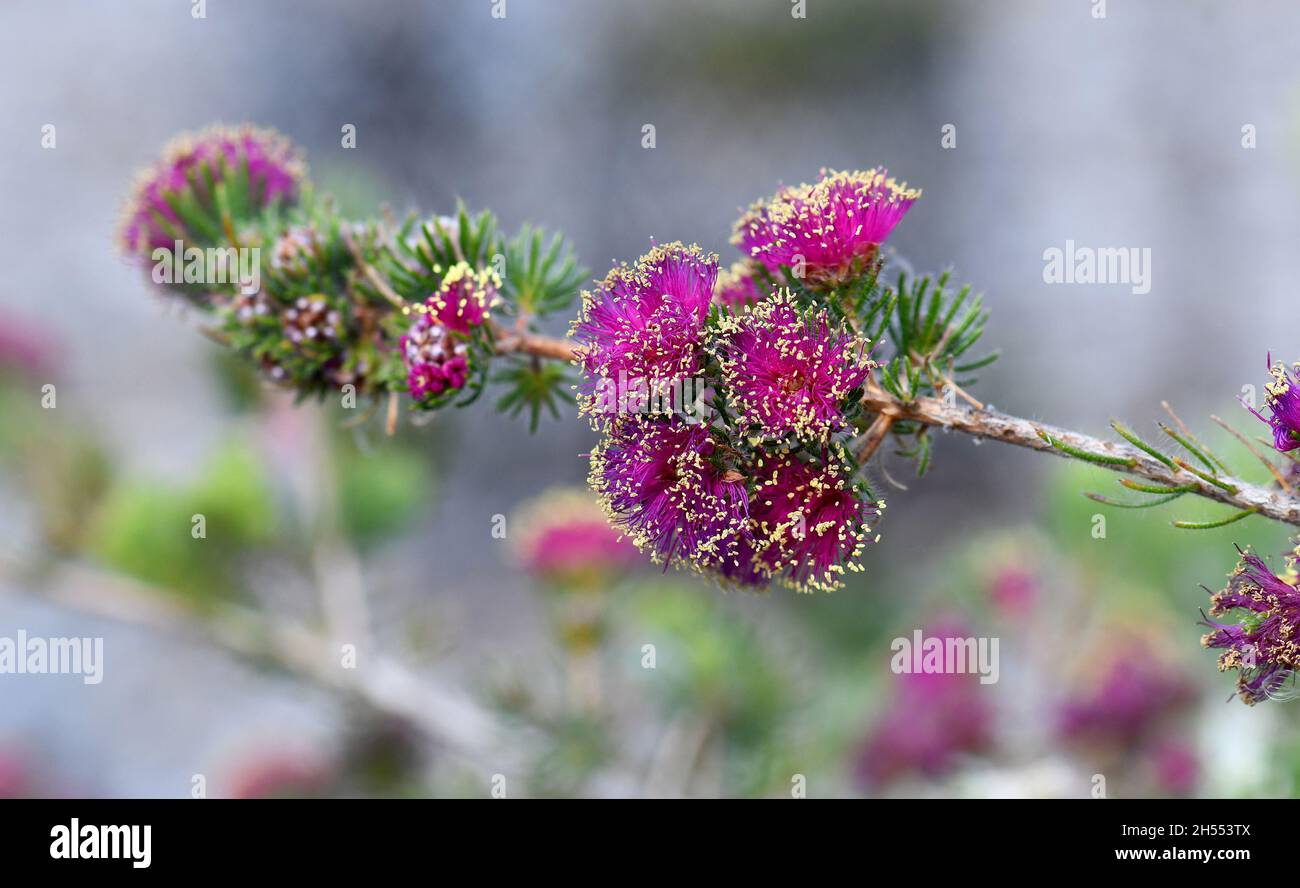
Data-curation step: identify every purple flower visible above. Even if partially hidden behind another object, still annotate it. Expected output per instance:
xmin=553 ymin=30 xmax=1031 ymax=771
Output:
xmin=715 ymin=532 xmax=769 ymax=589
xmin=119 ymin=124 xmax=305 ymax=259
xmin=713 ymin=261 xmax=765 ymax=310
xmin=1201 ymin=550 xmax=1300 ymax=704
xmin=588 ymin=416 xmax=749 ymax=572
xmin=572 ymin=243 xmax=716 ymax=421
xmin=400 ymin=262 xmax=498 ymax=403
xmin=855 ymin=620 xmax=992 ymax=789
xmin=709 ymin=289 xmax=873 ymax=443
xmin=1058 ymin=640 xmax=1195 ymax=744
xmin=747 ymin=452 xmax=879 ymax=592
xmin=1248 ymin=359 xmax=1300 ymax=452
xmin=734 ymin=168 xmax=919 ymax=284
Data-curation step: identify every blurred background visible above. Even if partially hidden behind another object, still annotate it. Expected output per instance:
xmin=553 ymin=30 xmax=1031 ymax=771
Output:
xmin=1 ymin=0 xmax=1299 ymax=797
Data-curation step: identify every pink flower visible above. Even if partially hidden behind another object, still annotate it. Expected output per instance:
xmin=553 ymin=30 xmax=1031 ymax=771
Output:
xmin=734 ymin=168 xmax=919 ymax=283
xmin=589 ymin=415 xmax=749 ymax=572
xmin=226 ymin=752 xmax=331 ymax=799
xmin=1059 ymin=640 xmax=1195 ymax=743
xmin=0 ymin=749 xmax=30 ymax=799
xmin=572 ymin=242 xmax=716 ymax=421
xmin=119 ymin=124 xmax=304 ymax=258
xmin=855 ymin=620 xmax=993 ymax=788
xmin=747 ymin=452 xmax=879 ymax=592
xmin=0 ymin=313 xmax=56 ymax=378
xmin=400 ymin=262 xmax=498 ymax=403
xmin=1149 ymin=739 xmax=1199 ymax=796
xmin=515 ymin=488 xmax=642 ymax=583
xmin=710 ymin=289 xmax=873 ymax=443
xmin=988 ymin=565 xmax=1037 ymax=618
xmin=713 ymin=261 xmax=765 ymax=310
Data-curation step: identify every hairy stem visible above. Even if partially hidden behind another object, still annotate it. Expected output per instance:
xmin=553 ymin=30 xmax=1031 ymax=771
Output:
xmin=859 ymin=382 xmax=1300 ymax=527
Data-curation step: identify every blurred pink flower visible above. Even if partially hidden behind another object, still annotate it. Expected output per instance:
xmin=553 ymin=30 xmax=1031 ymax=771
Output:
xmin=0 ymin=313 xmax=55 ymax=378
xmin=515 ymin=487 xmax=641 ymax=584
xmin=1059 ymin=641 xmax=1195 ymax=746
xmin=855 ymin=621 xmax=993 ymax=789
xmin=0 ymin=749 xmax=30 ymax=799
xmin=226 ymin=752 xmax=331 ymax=799
xmin=988 ymin=565 xmax=1036 ymax=618
xmin=1149 ymin=738 xmax=1199 ymax=796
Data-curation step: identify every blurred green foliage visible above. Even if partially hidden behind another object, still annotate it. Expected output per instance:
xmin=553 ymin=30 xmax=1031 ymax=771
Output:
xmin=333 ymin=440 xmax=433 ymax=546
xmin=91 ymin=439 xmax=275 ymax=603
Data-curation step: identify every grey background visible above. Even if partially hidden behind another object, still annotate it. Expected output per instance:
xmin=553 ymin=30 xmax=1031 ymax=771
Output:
xmin=0 ymin=0 xmax=1296 ymax=795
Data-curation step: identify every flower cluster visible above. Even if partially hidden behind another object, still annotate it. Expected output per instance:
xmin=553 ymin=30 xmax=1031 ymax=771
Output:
xmin=118 ymin=124 xmax=305 ymax=260
xmin=733 ymin=168 xmax=919 ymax=285
xmin=747 ymin=451 xmax=878 ymax=592
xmin=400 ymin=262 xmax=499 ymax=405
xmin=576 ymin=165 xmax=909 ymax=591
xmin=221 ymin=272 xmax=370 ymax=390
xmin=1058 ymin=636 xmax=1200 ymax=795
xmin=1201 ymin=549 xmax=1300 ymax=704
xmin=579 ymin=236 xmax=883 ymax=592
xmin=123 ymin=125 xmax=586 ymax=428
xmin=0 ymin=312 xmax=54 ymax=380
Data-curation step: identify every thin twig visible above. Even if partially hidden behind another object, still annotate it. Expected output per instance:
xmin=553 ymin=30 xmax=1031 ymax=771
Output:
xmin=341 ymin=229 xmax=406 ymax=309
xmin=385 ymin=391 xmax=399 ymax=437
xmin=1212 ymin=414 xmax=1290 ymax=493
xmin=855 ymin=413 xmax=896 ymax=463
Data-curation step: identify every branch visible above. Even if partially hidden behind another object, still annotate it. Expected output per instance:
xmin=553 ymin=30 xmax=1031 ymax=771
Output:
xmin=860 ymin=383 xmax=1300 ymax=527
xmin=0 ymin=557 xmax=507 ymax=765
xmin=490 ymin=322 xmax=578 ymax=362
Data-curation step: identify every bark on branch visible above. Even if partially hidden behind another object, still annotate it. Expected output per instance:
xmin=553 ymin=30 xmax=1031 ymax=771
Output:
xmin=860 ymin=383 xmax=1300 ymax=527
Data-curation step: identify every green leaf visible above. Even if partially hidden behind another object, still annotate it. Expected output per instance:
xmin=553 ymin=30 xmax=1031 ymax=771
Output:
xmin=500 ymin=224 xmax=586 ymax=318
xmin=493 ymin=358 xmax=574 ymax=432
